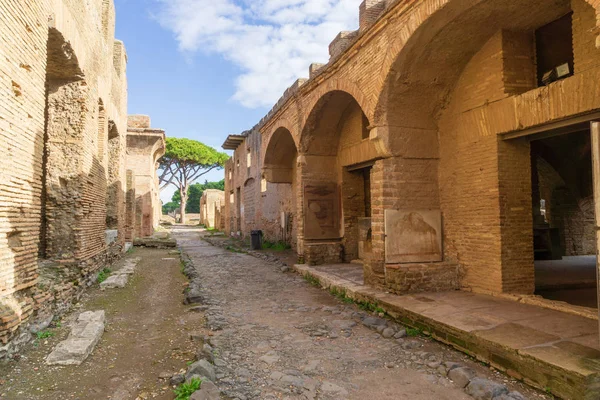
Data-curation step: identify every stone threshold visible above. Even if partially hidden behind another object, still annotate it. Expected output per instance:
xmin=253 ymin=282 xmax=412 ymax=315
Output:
xmin=293 ymin=264 xmax=600 ymax=400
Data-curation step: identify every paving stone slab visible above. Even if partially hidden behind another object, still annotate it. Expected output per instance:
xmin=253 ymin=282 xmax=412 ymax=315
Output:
xmin=100 ymin=274 xmax=129 ymax=289
xmin=46 ymin=311 xmax=105 ymax=366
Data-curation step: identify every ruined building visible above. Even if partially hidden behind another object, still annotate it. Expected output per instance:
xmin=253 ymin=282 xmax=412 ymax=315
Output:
xmin=223 ymin=128 xmax=298 ymax=247
xmin=200 ymin=189 xmax=225 ymax=230
xmin=225 ymin=1 xmax=600 ymax=310
xmin=223 ymin=1 xmax=600 ymax=395
xmin=126 ymin=115 xmax=166 ymax=239
xmin=0 ymin=1 xmax=163 ymax=357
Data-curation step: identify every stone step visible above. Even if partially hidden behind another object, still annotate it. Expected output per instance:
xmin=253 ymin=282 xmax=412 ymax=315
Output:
xmin=46 ymin=311 xmax=105 ymax=366
xmin=293 ymin=263 xmax=600 ymax=400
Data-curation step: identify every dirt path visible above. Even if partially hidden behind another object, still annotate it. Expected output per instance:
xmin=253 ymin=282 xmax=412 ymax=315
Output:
xmin=0 ymin=247 xmax=201 ymax=400
xmin=174 ymin=226 xmax=543 ymax=400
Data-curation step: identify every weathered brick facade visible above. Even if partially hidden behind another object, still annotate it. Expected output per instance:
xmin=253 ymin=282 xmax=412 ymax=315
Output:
xmin=0 ymin=1 xmax=164 ymax=358
xmin=126 ymin=116 xmax=166 ymax=240
xmin=200 ymin=190 xmax=225 ymax=229
xmin=224 ymin=0 xmax=600 ymax=298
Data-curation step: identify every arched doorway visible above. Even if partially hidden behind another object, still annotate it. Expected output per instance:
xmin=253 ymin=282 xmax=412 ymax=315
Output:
xmin=375 ymin=0 xmax=600 ymax=297
xmin=299 ymin=90 xmax=379 ymax=267
xmin=263 ymin=127 xmax=298 ymax=247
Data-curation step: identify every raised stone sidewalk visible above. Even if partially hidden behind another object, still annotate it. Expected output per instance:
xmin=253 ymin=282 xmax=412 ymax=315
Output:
xmin=293 ymin=263 xmax=600 ymax=400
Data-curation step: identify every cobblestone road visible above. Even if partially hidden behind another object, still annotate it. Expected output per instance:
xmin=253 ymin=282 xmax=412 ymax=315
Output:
xmin=176 ymin=226 xmax=542 ymax=400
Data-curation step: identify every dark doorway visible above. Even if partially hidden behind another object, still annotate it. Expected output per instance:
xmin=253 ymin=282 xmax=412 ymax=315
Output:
xmin=530 ymin=127 xmax=597 ymax=308
xmin=342 ymin=165 xmax=373 ymax=263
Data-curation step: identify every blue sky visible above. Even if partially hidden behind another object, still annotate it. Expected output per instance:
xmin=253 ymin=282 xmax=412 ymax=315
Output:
xmin=114 ymin=0 xmax=361 ymax=202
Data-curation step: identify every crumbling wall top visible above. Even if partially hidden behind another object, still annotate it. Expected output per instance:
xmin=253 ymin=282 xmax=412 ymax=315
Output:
xmin=128 ymin=115 xmax=151 ymax=129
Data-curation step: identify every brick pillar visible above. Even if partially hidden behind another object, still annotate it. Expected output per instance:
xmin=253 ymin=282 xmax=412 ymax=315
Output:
xmin=124 ymin=170 xmax=136 ymax=241
xmin=498 ymin=138 xmax=535 ymax=294
xmin=364 ymin=159 xmax=386 ymax=285
xmin=589 ymin=121 xmax=600 ymax=326
xmin=296 ymin=155 xmax=307 ymax=260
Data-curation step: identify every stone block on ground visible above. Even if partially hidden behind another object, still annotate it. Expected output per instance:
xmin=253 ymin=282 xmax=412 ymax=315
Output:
xmin=170 ymin=374 xmax=185 ymax=386
xmin=190 ymin=381 xmax=220 ymax=400
xmin=448 ymin=366 xmax=476 ymax=388
xmin=46 ymin=311 xmax=105 ymax=366
xmin=494 ymin=392 xmax=527 ymax=400
xmin=134 ymin=238 xmax=177 ymax=248
xmin=186 ymin=359 xmax=216 ymax=382
xmin=465 ymin=378 xmax=509 ymax=400
xmin=119 ymin=257 xmax=141 ymax=275
xmin=100 ymin=274 xmax=129 ymax=289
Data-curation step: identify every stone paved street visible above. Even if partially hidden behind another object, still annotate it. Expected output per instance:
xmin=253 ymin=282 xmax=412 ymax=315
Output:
xmin=176 ymin=226 xmax=545 ymax=400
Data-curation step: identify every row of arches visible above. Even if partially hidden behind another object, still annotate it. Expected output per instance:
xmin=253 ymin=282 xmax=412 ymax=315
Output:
xmin=259 ymin=0 xmax=600 ymax=297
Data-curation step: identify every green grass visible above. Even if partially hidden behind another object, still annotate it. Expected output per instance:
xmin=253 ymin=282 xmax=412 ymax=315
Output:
xmin=97 ymin=268 xmax=111 ymax=283
xmin=355 ymin=299 xmax=386 ymax=315
xmin=36 ymin=330 xmax=55 ymax=340
xmin=303 ymin=273 xmax=321 ymax=288
xmin=406 ymin=327 xmax=423 ymax=337
xmin=225 ymin=245 xmax=245 ymax=253
xmin=329 ymin=287 xmax=354 ymax=304
xmin=262 ymin=240 xmax=291 ymax=251
xmin=174 ymin=378 xmax=202 ymax=400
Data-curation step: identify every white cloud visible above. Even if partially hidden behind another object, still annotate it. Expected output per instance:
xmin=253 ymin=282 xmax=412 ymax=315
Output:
xmin=156 ymin=0 xmax=361 ymax=108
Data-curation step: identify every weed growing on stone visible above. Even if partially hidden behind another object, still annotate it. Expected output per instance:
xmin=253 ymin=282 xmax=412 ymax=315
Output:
xmin=303 ymin=273 xmax=321 ymax=288
xmin=356 ymin=299 xmax=386 ymax=315
xmin=174 ymin=377 xmax=202 ymax=400
xmin=126 ymin=247 xmax=135 ymax=254
xmin=406 ymin=327 xmax=424 ymax=337
xmin=97 ymin=268 xmax=111 ymax=283
xmin=262 ymin=240 xmax=291 ymax=251
xmin=225 ymin=245 xmax=246 ymax=253
xmin=329 ymin=287 xmax=354 ymax=304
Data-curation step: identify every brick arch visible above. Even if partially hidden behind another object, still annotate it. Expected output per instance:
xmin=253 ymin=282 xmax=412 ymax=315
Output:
xmin=373 ymin=0 xmax=600 ymax=128
xmin=299 ymin=88 xmax=371 ymax=155
xmin=262 ymin=126 xmax=298 ymax=184
xmin=262 ymin=117 xmax=299 ymax=159
xmin=300 ymin=79 xmax=373 ymax=134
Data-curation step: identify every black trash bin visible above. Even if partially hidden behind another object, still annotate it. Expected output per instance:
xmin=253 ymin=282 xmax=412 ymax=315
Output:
xmin=251 ymin=230 xmax=263 ymax=250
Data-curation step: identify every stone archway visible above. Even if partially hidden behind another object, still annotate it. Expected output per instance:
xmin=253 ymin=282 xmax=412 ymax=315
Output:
xmin=372 ymin=0 xmax=600 ymax=295
xmin=262 ymin=127 xmax=299 ymax=247
xmin=298 ymin=90 xmax=379 ymax=266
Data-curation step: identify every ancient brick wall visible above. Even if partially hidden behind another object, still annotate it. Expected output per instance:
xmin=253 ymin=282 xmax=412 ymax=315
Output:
xmin=200 ymin=190 xmax=225 ymax=229
xmin=125 ymin=118 xmax=166 ymax=239
xmin=0 ymin=0 xmax=129 ymax=354
xmin=224 ymin=130 xmax=262 ymax=238
xmin=222 ymin=128 xmax=295 ymax=244
xmin=537 ymin=155 xmax=596 ymax=256
xmin=229 ymin=0 xmax=600 ymax=296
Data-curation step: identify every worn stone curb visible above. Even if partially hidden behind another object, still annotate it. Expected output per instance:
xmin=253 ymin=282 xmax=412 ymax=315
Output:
xmin=291 ymin=264 xmax=583 ymax=400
